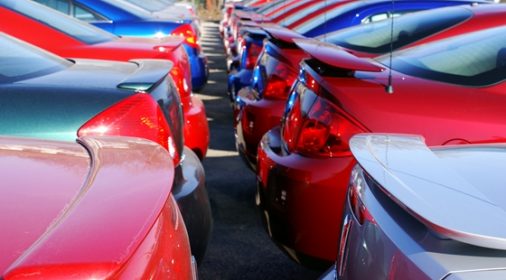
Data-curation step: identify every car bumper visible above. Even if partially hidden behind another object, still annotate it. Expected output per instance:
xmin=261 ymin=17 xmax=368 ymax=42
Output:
xmin=173 ymin=147 xmax=212 ymax=264
xmin=256 ymin=127 xmax=355 ymax=266
xmin=234 ymin=89 xmax=285 ymax=169
xmin=184 ymin=95 xmax=209 ymax=160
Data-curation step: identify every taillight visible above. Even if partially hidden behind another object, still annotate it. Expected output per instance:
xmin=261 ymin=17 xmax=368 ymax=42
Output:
xmin=262 ymin=61 xmax=295 ymax=100
xmin=282 ymin=86 xmax=364 ymax=157
xmin=171 ymin=24 xmax=198 ymax=48
xmin=348 ymin=165 xmax=374 ymax=225
xmin=242 ymin=42 xmax=263 ymax=70
xmin=77 ymin=93 xmax=180 ymax=165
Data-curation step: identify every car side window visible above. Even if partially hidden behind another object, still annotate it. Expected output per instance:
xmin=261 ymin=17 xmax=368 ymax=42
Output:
xmin=33 ymin=0 xmax=71 ymax=14
xmin=361 ymin=12 xmax=405 ymax=24
xmin=73 ymin=4 xmax=107 ymax=21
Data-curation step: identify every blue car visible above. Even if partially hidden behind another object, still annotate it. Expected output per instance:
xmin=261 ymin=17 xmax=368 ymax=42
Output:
xmin=228 ymin=0 xmax=486 ymax=100
xmin=35 ymin=0 xmax=208 ymax=91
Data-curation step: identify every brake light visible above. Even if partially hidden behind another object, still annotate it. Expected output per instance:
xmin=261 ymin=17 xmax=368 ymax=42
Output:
xmin=262 ymin=61 xmax=296 ymax=100
xmin=171 ymin=24 xmax=198 ymax=48
xmin=243 ymin=42 xmax=263 ymax=69
xmin=282 ymin=85 xmax=364 ymax=157
xmin=77 ymin=93 xmax=180 ymax=165
xmin=348 ymin=165 xmax=374 ymax=225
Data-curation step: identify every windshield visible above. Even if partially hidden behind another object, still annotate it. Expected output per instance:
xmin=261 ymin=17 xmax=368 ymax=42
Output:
xmin=277 ymin=0 xmax=343 ymax=26
xmin=101 ymin=0 xmax=153 ymax=18
xmin=0 ymin=34 xmax=70 ymax=83
xmin=121 ymin=0 xmax=168 ymax=13
xmin=320 ymin=7 xmax=472 ymax=54
xmin=257 ymin=0 xmax=286 ymax=14
xmin=381 ymin=26 xmax=506 ymax=86
xmin=1 ymin=0 xmax=116 ymax=44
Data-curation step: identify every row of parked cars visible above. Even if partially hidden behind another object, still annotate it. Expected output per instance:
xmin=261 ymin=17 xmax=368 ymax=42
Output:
xmin=223 ymin=0 xmax=506 ymax=279
xmin=0 ymin=0 xmax=212 ymax=278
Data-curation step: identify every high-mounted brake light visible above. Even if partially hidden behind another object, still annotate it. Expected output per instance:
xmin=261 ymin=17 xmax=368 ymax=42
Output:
xmin=262 ymin=61 xmax=296 ymax=100
xmin=171 ymin=24 xmax=199 ymax=48
xmin=242 ymin=42 xmax=263 ymax=70
xmin=78 ymin=93 xmax=180 ymax=165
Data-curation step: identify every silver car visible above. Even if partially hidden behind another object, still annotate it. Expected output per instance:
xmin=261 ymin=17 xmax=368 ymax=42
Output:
xmin=322 ymin=134 xmax=506 ymax=280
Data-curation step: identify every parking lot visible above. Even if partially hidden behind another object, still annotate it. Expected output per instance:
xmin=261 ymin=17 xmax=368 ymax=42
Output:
xmin=196 ymin=21 xmax=321 ymax=280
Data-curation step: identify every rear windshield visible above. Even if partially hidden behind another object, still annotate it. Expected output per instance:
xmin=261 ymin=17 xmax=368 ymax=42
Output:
xmin=121 ymin=0 xmax=167 ymax=13
xmin=0 ymin=35 xmax=70 ymax=83
xmin=101 ymin=0 xmax=153 ymax=18
xmin=321 ymin=7 xmax=472 ymax=54
xmin=256 ymin=0 xmax=287 ymax=14
xmin=381 ymin=26 xmax=506 ymax=86
xmin=278 ymin=0 xmax=343 ymax=27
xmin=1 ymin=0 xmax=116 ymax=44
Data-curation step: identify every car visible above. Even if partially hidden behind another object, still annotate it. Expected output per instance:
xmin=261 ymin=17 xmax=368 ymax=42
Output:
xmin=0 ymin=0 xmax=209 ymax=159
xmin=34 ymin=0 xmax=208 ymax=91
xmin=256 ymin=24 xmax=506 ymax=267
xmin=111 ymin=0 xmax=202 ymax=39
xmin=320 ymin=133 xmax=506 ymax=279
xmin=0 ymin=33 xmax=212 ymax=263
xmin=234 ymin=4 xmax=506 ymax=169
xmin=0 ymin=135 xmax=197 ymax=279
xmin=228 ymin=0 xmax=485 ymax=103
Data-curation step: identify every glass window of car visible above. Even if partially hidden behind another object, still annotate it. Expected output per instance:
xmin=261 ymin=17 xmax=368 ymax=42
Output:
xmin=33 ymin=0 xmax=70 ymax=14
xmin=382 ymin=26 xmax=506 ymax=86
xmin=256 ymin=0 xmax=286 ymax=14
xmin=0 ymin=0 xmax=116 ymax=44
xmin=281 ymin=0 xmax=342 ymax=27
xmin=0 ymin=35 xmax=71 ymax=83
xmin=321 ymin=7 xmax=472 ymax=54
xmin=100 ymin=0 xmax=153 ymax=19
xmin=73 ymin=4 xmax=105 ymax=21
xmin=121 ymin=0 xmax=168 ymax=13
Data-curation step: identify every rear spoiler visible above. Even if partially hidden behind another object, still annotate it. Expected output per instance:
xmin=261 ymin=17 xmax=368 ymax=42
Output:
xmin=294 ymin=38 xmax=384 ymax=72
xmin=117 ymin=59 xmax=173 ymax=91
xmin=350 ymin=134 xmax=506 ymax=250
xmin=262 ymin=26 xmax=305 ymax=44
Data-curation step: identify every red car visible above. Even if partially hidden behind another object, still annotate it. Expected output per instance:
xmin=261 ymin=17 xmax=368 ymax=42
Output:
xmin=0 ymin=0 xmax=209 ymax=159
xmin=0 ymin=136 xmax=196 ymax=279
xmin=256 ymin=23 xmax=506 ymax=267
xmin=236 ymin=5 xmax=506 ymax=169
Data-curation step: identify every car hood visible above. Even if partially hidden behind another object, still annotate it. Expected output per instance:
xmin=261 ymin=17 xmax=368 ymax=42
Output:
xmin=350 ymin=134 xmax=506 ymax=250
xmin=2 ymin=136 xmax=174 ymax=278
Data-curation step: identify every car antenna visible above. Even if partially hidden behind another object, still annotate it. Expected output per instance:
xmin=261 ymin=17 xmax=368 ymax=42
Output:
xmin=385 ymin=0 xmax=395 ymax=94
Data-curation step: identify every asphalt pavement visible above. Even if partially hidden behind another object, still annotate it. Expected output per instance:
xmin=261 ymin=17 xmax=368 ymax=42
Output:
xmin=196 ymin=21 xmax=322 ymax=280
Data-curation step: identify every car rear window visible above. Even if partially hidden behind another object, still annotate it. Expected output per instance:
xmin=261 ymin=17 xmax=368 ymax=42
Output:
xmin=321 ymin=7 xmax=472 ymax=54
xmin=1 ymin=0 xmax=116 ymax=45
xmin=0 ymin=35 xmax=70 ymax=83
xmin=382 ymin=26 xmax=506 ymax=86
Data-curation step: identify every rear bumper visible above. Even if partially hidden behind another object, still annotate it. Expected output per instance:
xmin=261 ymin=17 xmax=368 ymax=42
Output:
xmin=184 ymin=95 xmax=209 ymax=160
xmin=173 ymin=147 xmax=212 ymax=263
xmin=256 ymin=127 xmax=354 ymax=266
xmin=234 ymin=89 xmax=285 ymax=169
